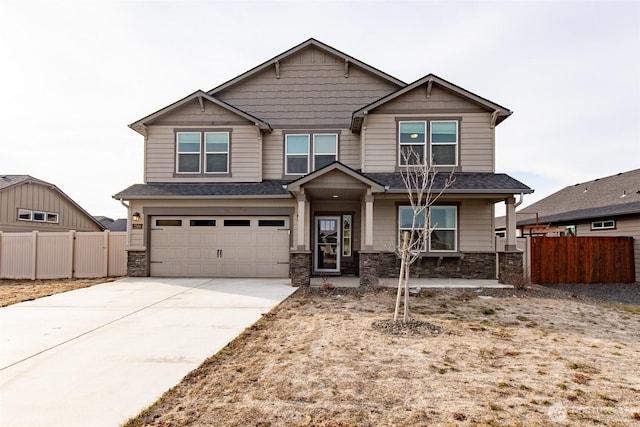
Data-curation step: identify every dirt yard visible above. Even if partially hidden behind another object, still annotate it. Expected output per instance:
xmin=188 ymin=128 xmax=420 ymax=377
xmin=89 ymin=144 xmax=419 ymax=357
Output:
xmin=0 ymin=278 xmax=113 ymax=307
xmin=124 ymin=286 xmax=640 ymax=427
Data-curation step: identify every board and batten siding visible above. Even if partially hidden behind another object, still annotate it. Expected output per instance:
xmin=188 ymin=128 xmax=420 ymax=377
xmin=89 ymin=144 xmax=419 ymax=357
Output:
xmin=575 ymin=217 xmax=640 ymax=282
xmin=0 ymin=183 xmax=101 ymax=232
xmin=372 ymin=198 xmax=495 ymax=252
xmin=144 ymin=125 xmax=261 ymax=183
xmin=363 ymin=112 xmax=494 ymax=173
xmin=216 ymin=45 xmax=400 ymax=128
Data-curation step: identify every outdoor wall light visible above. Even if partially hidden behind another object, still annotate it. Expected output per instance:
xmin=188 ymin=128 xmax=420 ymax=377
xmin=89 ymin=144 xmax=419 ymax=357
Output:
xmin=132 ymin=212 xmax=141 ymax=222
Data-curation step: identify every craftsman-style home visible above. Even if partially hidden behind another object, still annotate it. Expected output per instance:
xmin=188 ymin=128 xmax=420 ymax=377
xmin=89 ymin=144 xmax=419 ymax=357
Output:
xmin=114 ymin=39 xmax=531 ymax=286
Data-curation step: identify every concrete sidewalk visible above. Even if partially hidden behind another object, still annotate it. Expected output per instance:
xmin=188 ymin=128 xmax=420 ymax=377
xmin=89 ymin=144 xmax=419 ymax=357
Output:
xmin=0 ymin=277 xmax=296 ymax=427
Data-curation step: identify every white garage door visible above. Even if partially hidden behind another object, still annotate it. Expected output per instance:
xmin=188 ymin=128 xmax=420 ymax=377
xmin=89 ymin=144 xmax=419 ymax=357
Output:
xmin=150 ymin=216 xmax=290 ymax=277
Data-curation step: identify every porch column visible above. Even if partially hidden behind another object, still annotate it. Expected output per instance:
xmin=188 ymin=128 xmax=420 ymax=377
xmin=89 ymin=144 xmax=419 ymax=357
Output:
xmin=296 ymin=191 xmax=306 ymax=250
xmin=505 ymin=196 xmax=517 ymax=251
xmin=364 ymin=192 xmax=374 ymax=250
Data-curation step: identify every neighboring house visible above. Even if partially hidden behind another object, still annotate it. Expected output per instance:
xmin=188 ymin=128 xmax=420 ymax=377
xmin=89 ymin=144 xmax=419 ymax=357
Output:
xmin=114 ymin=39 xmax=532 ymax=285
xmin=512 ymin=169 xmax=640 ymax=281
xmin=0 ymin=175 xmax=104 ymax=232
xmin=95 ymin=216 xmax=128 ymax=231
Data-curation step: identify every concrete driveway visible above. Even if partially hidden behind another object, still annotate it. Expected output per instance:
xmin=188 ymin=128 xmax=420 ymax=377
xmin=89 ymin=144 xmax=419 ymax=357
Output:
xmin=0 ymin=277 xmax=297 ymax=427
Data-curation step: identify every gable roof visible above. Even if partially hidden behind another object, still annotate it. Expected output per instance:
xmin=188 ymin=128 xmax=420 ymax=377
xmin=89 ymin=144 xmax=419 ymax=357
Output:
xmin=285 ymin=161 xmax=386 ymax=193
xmin=0 ymin=175 xmax=105 ymax=230
xmin=351 ymin=74 xmax=512 ymax=131
xmin=207 ymin=38 xmax=406 ymax=96
xmin=516 ymin=168 xmax=640 ymax=225
xmin=129 ymin=90 xmax=272 ymax=136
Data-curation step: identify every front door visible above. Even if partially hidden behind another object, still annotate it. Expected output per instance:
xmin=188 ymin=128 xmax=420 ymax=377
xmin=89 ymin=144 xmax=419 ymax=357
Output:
xmin=315 ymin=216 xmax=340 ymax=273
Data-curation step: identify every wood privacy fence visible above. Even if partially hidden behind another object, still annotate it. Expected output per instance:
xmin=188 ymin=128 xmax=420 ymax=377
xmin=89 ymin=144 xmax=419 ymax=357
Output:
xmin=530 ymin=236 xmax=635 ymax=284
xmin=0 ymin=231 xmax=127 ymax=280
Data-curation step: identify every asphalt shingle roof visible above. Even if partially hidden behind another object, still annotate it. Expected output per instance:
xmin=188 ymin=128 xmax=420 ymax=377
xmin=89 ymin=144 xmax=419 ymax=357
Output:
xmin=363 ymin=172 xmax=532 ymax=193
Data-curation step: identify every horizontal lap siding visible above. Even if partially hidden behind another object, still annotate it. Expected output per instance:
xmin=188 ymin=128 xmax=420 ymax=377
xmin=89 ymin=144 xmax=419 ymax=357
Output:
xmin=145 ymin=125 xmax=261 ymax=182
xmin=372 ymin=199 xmax=397 ymax=250
xmin=364 ymin=115 xmax=397 ymax=173
xmin=459 ymin=200 xmax=494 ymax=251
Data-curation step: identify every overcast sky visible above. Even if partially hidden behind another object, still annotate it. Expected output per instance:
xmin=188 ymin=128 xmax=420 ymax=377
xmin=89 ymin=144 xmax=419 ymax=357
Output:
xmin=1 ymin=0 xmax=638 ymax=219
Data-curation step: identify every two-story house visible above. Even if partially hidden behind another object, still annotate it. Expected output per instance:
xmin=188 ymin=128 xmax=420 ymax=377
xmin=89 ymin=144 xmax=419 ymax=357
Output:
xmin=114 ymin=39 xmax=532 ymax=286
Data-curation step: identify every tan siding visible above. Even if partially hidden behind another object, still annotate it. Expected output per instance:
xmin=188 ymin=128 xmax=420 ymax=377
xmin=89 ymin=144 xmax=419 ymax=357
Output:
xmin=375 ymin=85 xmax=486 ymax=114
xmin=372 ymin=199 xmax=397 ymax=250
xmin=152 ymin=98 xmax=253 ymax=126
xmin=145 ymin=125 xmax=261 ymax=183
xmin=576 ymin=217 xmax=640 ymax=282
xmin=0 ymin=183 xmax=101 ymax=232
xmin=363 ymin=112 xmax=494 ymax=173
xmin=459 ymin=200 xmax=494 ymax=251
xmin=216 ymin=45 xmax=400 ymax=128
xmin=262 ymin=130 xmax=284 ymax=179
xmin=339 ymin=131 xmax=360 ymax=170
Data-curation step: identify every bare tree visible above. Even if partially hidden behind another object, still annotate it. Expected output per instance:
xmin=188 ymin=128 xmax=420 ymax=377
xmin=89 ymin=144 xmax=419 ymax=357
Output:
xmin=393 ymin=149 xmax=455 ymax=322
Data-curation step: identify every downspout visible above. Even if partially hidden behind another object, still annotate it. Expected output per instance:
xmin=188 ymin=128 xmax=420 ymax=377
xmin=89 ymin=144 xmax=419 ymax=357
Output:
xmin=514 ymin=193 xmax=524 ymax=208
xmin=360 ymin=111 xmax=368 ymax=171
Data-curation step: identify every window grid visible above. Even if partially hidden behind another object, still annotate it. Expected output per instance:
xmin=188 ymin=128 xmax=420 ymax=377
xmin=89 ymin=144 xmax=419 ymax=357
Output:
xmin=204 ymin=132 xmax=229 ymax=174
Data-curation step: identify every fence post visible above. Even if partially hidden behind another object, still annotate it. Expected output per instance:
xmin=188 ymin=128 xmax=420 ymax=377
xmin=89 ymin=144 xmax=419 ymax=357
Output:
xmin=31 ymin=230 xmax=38 ymax=280
xmin=103 ymin=230 xmax=110 ymax=278
xmin=0 ymin=231 xmax=3 ymax=278
xmin=67 ymin=230 xmax=75 ymax=279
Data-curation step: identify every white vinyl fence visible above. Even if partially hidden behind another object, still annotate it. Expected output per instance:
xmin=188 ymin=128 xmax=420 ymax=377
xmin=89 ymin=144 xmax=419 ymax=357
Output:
xmin=496 ymin=236 xmax=531 ymax=280
xmin=0 ymin=230 xmax=126 ymax=280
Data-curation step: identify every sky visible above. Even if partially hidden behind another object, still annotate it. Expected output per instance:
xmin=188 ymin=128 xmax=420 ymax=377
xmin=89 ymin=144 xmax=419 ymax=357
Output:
xmin=1 ymin=0 xmax=638 ymax=220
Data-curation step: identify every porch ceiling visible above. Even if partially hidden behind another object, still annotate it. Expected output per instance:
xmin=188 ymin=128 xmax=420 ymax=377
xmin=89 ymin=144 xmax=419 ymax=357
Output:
xmin=304 ymin=187 xmax=365 ymax=201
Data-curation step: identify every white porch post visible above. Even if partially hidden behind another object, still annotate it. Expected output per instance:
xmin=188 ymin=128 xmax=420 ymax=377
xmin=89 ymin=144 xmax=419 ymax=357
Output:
xmin=505 ymin=196 xmax=517 ymax=251
xmin=364 ymin=191 xmax=374 ymax=250
xmin=296 ymin=191 xmax=306 ymax=250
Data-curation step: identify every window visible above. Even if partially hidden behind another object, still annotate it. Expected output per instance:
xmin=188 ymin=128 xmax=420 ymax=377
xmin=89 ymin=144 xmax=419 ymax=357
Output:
xmin=285 ymin=134 xmax=309 ymax=175
xmin=156 ymin=219 xmax=182 ymax=227
xmin=17 ymin=209 xmax=32 ymax=221
xmin=285 ymin=133 xmax=338 ymax=175
xmin=205 ymin=132 xmax=229 ymax=173
xmin=46 ymin=212 xmax=59 ymax=223
xmin=399 ymin=121 xmax=426 ymax=165
xmin=342 ymin=215 xmax=352 ymax=257
xmin=429 ymin=206 xmax=457 ymax=251
xmin=398 ymin=205 xmax=457 ymax=252
xmin=224 ymin=219 xmax=250 ymax=227
xmin=176 ymin=132 xmax=201 ymax=173
xmin=176 ymin=130 xmax=231 ymax=175
xmin=430 ymin=121 xmax=458 ymax=166
xmin=591 ymin=220 xmax=615 ymax=230
xmin=398 ymin=120 xmax=458 ymax=166
xmin=33 ymin=211 xmax=46 ymax=222
xmin=190 ymin=219 xmax=216 ymax=227
xmin=259 ymin=219 xmax=285 ymax=227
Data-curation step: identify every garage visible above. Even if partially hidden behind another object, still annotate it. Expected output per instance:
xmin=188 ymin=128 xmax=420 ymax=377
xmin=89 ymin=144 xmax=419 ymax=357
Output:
xmin=149 ymin=216 xmax=290 ymax=277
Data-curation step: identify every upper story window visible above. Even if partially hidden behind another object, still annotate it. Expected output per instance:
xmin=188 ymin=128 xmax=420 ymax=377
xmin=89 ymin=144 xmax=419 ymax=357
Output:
xmin=176 ymin=130 xmax=230 ymax=174
xmin=285 ymin=133 xmax=338 ymax=176
xmin=17 ymin=208 xmax=59 ymax=223
xmin=398 ymin=205 xmax=457 ymax=252
xmin=398 ymin=120 xmax=458 ymax=167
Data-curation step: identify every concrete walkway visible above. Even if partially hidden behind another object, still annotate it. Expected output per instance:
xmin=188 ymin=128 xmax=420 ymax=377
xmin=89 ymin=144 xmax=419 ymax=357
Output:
xmin=0 ymin=277 xmax=296 ymax=427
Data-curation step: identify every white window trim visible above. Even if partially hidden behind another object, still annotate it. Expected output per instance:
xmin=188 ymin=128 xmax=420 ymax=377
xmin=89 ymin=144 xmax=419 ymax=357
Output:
xmin=46 ymin=212 xmax=59 ymax=223
xmin=591 ymin=220 xmax=615 ymax=230
xmin=430 ymin=120 xmax=459 ymax=167
xmin=176 ymin=132 xmax=202 ymax=174
xmin=312 ymin=133 xmax=338 ymax=170
xmin=398 ymin=121 xmax=427 ymax=166
xmin=204 ymin=132 xmax=230 ymax=174
xmin=429 ymin=206 xmax=458 ymax=252
xmin=17 ymin=208 xmax=32 ymax=221
xmin=398 ymin=205 xmax=427 ymax=251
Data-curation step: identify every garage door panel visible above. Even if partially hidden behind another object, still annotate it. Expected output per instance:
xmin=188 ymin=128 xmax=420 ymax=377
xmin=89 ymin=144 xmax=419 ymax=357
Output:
xmin=150 ymin=216 xmax=289 ymax=278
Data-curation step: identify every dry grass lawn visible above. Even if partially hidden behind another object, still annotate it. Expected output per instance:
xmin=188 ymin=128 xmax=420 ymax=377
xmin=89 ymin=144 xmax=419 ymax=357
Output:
xmin=0 ymin=278 xmax=112 ymax=307
xmin=125 ymin=287 xmax=640 ymax=427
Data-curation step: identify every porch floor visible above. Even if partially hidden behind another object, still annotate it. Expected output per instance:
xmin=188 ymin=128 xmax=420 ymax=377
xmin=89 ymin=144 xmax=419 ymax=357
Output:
xmin=310 ymin=276 xmax=513 ymax=289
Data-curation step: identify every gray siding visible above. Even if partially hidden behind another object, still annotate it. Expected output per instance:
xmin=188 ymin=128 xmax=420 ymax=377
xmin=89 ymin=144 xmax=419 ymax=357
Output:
xmin=0 ymin=183 xmax=101 ymax=232
xmin=374 ymin=85 xmax=486 ymax=114
xmin=216 ymin=45 xmax=400 ymax=128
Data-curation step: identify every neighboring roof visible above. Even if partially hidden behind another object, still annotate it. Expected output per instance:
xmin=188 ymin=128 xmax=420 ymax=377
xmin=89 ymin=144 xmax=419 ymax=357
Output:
xmin=285 ymin=162 xmax=385 ymax=192
xmin=516 ymin=168 xmax=640 ymax=226
xmin=113 ymin=181 xmax=291 ymax=200
xmin=208 ymin=38 xmax=406 ymax=96
xmin=351 ymin=74 xmax=512 ymax=131
xmin=95 ymin=216 xmax=115 ymax=227
xmin=129 ymin=90 xmax=272 ymax=136
xmin=364 ymin=172 xmax=533 ymax=194
xmin=0 ymin=175 xmax=105 ymax=230
xmin=106 ymin=218 xmax=127 ymax=232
